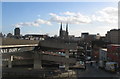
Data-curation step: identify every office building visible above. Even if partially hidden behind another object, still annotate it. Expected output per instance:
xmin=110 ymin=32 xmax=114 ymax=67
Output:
xmin=106 ymin=29 xmax=120 ymax=44
xmin=14 ymin=27 xmax=20 ymax=36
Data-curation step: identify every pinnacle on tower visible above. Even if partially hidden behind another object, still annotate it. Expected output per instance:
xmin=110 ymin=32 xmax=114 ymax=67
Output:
xmin=60 ymin=22 xmax=62 ymax=31
xmin=66 ymin=23 xmax=68 ymax=32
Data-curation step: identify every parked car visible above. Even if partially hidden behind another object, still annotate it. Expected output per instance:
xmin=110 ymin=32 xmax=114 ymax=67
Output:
xmin=105 ymin=62 xmax=119 ymax=72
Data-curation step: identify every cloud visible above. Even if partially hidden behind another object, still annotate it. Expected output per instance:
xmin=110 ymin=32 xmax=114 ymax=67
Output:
xmin=14 ymin=19 xmax=52 ymax=27
xmin=35 ymin=19 xmax=51 ymax=25
xmin=62 ymin=11 xmax=76 ymax=16
xmin=49 ymin=7 xmax=118 ymax=24
xmin=92 ymin=7 xmax=118 ymax=24
xmin=49 ymin=11 xmax=91 ymax=24
xmin=14 ymin=7 xmax=118 ymax=28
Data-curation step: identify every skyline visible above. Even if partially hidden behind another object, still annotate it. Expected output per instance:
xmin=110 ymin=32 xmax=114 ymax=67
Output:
xmin=2 ymin=2 xmax=118 ymax=37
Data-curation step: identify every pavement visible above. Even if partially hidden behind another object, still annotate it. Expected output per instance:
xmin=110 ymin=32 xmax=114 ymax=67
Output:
xmin=2 ymin=63 xmax=120 ymax=79
xmin=48 ymin=62 xmax=120 ymax=79
xmin=75 ymin=62 xmax=120 ymax=78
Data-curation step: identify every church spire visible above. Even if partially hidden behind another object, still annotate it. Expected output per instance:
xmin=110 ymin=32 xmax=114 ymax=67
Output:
xmin=60 ymin=22 xmax=62 ymax=31
xmin=66 ymin=23 xmax=68 ymax=32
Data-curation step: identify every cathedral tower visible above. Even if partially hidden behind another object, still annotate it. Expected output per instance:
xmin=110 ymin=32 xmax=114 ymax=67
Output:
xmin=59 ymin=22 xmax=63 ymax=37
xmin=66 ymin=23 xmax=68 ymax=37
xmin=59 ymin=22 xmax=69 ymax=39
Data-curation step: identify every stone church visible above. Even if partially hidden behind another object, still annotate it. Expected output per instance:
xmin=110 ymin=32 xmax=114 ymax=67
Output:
xmin=59 ymin=22 xmax=69 ymax=39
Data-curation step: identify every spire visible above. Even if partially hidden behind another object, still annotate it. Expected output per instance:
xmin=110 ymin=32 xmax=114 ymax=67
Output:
xmin=66 ymin=23 xmax=68 ymax=32
xmin=60 ymin=22 xmax=62 ymax=31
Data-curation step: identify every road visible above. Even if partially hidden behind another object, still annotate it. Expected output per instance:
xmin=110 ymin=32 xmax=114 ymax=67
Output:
xmin=74 ymin=63 xmax=120 ymax=78
xmin=2 ymin=62 xmax=120 ymax=79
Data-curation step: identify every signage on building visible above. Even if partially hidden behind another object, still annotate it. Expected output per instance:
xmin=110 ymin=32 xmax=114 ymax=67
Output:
xmin=0 ymin=48 xmax=21 ymax=53
xmin=0 ymin=47 xmax=35 ymax=53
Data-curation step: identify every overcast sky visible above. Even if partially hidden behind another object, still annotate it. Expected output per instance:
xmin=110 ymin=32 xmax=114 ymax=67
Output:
xmin=2 ymin=2 xmax=118 ymax=36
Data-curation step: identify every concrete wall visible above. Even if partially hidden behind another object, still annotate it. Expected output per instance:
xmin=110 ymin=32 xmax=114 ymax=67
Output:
xmin=1 ymin=38 xmax=39 ymax=45
xmin=39 ymin=40 xmax=77 ymax=50
xmin=2 ymin=53 xmax=76 ymax=67
xmin=42 ymin=54 xmax=76 ymax=64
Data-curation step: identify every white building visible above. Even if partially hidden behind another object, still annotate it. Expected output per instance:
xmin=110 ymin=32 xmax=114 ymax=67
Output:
xmin=99 ymin=48 xmax=107 ymax=61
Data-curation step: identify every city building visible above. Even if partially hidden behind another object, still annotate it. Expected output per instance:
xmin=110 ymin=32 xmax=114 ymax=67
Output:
xmin=14 ymin=27 xmax=21 ymax=39
xmin=14 ymin=27 xmax=20 ymax=36
xmin=99 ymin=48 xmax=107 ymax=61
xmin=107 ymin=44 xmax=120 ymax=67
xmin=81 ymin=32 xmax=100 ymax=43
xmin=68 ymin=35 xmax=81 ymax=42
xmin=81 ymin=32 xmax=89 ymax=39
xmin=7 ymin=33 xmax=13 ymax=38
xmin=59 ymin=23 xmax=69 ymax=39
xmin=96 ymin=33 xmax=101 ymax=40
xmin=98 ymin=44 xmax=120 ymax=69
xmin=105 ymin=29 xmax=120 ymax=44
xmin=24 ymin=34 xmax=49 ymax=40
xmin=99 ymin=36 xmax=106 ymax=41
xmin=0 ymin=32 xmax=4 ymax=38
xmin=58 ymin=23 xmax=81 ymax=43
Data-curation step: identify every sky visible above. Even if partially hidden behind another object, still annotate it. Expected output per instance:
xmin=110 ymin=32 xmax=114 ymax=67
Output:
xmin=2 ymin=2 xmax=118 ymax=37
